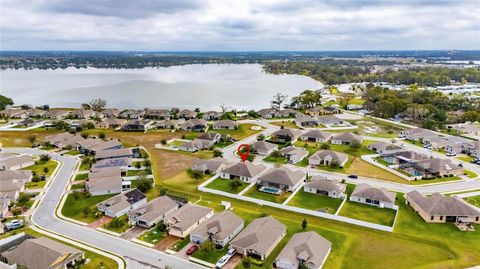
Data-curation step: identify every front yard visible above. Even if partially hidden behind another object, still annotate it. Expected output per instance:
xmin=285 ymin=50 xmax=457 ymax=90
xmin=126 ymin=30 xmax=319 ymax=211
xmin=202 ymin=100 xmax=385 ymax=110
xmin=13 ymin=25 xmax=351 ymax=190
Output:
xmin=212 ymin=123 xmax=262 ymax=140
xmin=61 ymin=192 xmax=115 ymax=223
xmin=244 ymin=187 xmax=291 ymax=204
xmin=288 ymin=189 xmax=343 ymax=214
xmin=139 ymin=226 xmax=167 ymax=245
xmin=103 ymin=214 xmax=131 ymax=234
xmin=205 ymin=178 xmax=249 ymax=194
xmin=21 ymin=159 xmax=58 ymax=177
xmin=169 ymin=236 xmax=191 ymax=252
xmin=192 ymin=244 xmax=229 ymax=264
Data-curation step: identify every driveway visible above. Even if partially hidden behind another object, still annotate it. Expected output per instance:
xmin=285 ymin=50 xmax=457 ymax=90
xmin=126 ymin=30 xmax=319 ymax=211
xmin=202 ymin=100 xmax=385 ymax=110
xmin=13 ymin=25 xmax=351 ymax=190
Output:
xmin=87 ymin=216 xmax=112 ymax=229
xmin=223 ymin=254 xmax=242 ymax=269
xmin=120 ymin=226 xmax=146 ymax=240
xmin=174 ymin=242 xmax=196 ymax=260
xmin=153 ymin=235 xmax=180 ymax=251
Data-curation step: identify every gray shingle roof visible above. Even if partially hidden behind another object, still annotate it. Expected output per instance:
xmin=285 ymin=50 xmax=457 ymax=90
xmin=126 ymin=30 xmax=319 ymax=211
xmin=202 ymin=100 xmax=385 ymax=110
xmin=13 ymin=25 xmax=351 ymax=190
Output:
xmin=258 ymin=167 xmax=305 ymax=186
xmin=221 ymin=162 xmax=267 ymax=178
xmin=305 ymin=176 xmax=346 ymax=193
xmin=407 ymin=191 xmax=480 ymax=216
xmin=191 ymin=211 xmax=244 ymax=242
xmin=351 ymin=183 xmax=396 ymax=203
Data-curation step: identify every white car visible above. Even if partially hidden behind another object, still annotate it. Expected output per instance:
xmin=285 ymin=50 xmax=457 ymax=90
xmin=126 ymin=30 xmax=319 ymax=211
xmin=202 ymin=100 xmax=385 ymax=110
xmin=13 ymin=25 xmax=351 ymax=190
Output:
xmin=215 ymin=255 xmax=231 ymax=268
xmin=5 ymin=219 xmax=24 ymax=231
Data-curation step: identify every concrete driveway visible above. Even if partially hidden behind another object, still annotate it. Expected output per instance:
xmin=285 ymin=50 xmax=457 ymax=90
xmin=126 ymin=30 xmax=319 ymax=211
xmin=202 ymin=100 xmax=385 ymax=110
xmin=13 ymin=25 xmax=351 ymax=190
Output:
xmin=174 ymin=242 xmax=197 ymax=260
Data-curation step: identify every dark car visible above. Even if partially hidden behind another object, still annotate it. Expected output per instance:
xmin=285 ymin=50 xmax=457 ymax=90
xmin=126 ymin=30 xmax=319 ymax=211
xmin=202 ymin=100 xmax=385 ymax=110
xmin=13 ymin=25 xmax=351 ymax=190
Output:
xmin=348 ymin=174 xmax=358 ymax=179
xmin=186 ymin=245 xmax=198 ymax=255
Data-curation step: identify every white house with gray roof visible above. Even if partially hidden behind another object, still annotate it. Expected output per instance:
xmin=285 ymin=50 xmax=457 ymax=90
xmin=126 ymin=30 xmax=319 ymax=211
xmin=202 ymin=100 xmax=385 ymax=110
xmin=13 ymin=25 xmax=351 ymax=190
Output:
xmin=304 ymin=176 xmax=346 ymax=199
xmin=252 ymin=140 xmax=278 ymax=156
xmin=309 ymin=150 xmax=349 ymax=168
xmin=275 ymin=231 xmax=331 ymax=269
xmin=191 ymin=157 xmax=231 ymax=174
xmin=367 ymin=141 xmax=402 ymax=154
xmin=220 ymin=162 xmax=267 ymax=183
xmin=331 ymin=132 xmax=363 ymax=145
xmin=350 ymin=183 xmax=397 ymax=209
xmin=97 ymin=189 xmax=147 ymax=218
xmin=300 ymin=130 xmax=333 ymax=143
xmin=230 ymin=216 xmax=286 ymax=261
xmin=271 ymin=128 xmax=302 ymax=143
xmin=0 ymin=155 xmax=34 ymax=170
xmin=128 ymin=195 xmax=179 ymax=228
xmin=257 ymin=167 xmax=306 ymax=192
xmin=190 ymin=210 xmax=244 ymax=247
xmin=213 ymin=120 xmax=238 ymax=130
xmin=279 ymin=146 xmax=309 ymax=164
xmin=166 ymin=203 xmax=214 ymax=238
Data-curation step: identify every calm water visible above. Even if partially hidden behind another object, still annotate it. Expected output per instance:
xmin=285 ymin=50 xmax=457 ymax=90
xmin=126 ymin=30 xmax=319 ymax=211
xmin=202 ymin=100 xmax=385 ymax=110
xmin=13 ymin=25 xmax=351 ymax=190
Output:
xmin=0 ymin=64 xmax=321 ymax=110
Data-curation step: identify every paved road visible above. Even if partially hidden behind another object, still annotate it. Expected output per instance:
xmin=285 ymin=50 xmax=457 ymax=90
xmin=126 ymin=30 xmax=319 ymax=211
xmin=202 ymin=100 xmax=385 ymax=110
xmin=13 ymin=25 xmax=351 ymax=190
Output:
xmin=4 ymin=148 xmax=204 ymax=269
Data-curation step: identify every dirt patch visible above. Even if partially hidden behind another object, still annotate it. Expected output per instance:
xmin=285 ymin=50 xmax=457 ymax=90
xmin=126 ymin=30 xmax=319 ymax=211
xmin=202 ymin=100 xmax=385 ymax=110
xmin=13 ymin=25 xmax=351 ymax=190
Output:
xmin=87 ymin=216 xmax=112 ymax=229
xmin=223 ymin=254 xmax=242 ymax=269
xmin=153 ymin=235 xmax=180 ymax=251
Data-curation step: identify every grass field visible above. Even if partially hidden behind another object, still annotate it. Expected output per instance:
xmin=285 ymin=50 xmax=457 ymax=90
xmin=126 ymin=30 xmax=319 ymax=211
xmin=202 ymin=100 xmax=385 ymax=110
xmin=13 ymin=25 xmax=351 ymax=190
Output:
xmin=62 ymin=193 xmax=115 ymax=223
xmin=288 ymin=189 xmax=343 ymax=214
xmin=126 ymin=169 xmax=150 ymax=176
xmin=263 ymin=155 xmax=288 ymax=164
xmin=25 ymin=180 xmax=47 ymax=189
xmin=64 ymin=150 xmax=80 ymax=155
xmin=192 ymin=245 xmax=229 ymax=264
xmin=22 ymin=159 xmax=58 ymax=177
xmin=205 ymin=177 xmax=249 ymax=194
xmin=464 ymin=170 xmax=478 ymax=179
xmin=464 ymin=195 xmax=480 ymax=207
xmin=75 ymin=173 xmax=89 ymax=181
xmin=211 ymin=123 xmax=262 ymax=140
xmin=169 ymin=237 xmax=191 ymax=252
xmin=270 ymin=120 xmax=299 ymax=129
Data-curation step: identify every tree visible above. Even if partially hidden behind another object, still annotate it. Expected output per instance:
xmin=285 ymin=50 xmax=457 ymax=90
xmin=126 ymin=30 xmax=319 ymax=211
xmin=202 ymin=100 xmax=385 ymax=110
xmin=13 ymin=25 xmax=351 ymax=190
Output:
xmin=350 ymin=141 xmax=361 ymax=151
xmin=187 ymin=169 xmax=203 ymax=179
xmin=143 ymin=159 xmax=151 ymax=168
xmin=81 ymin=103 xmax=91 ymax=110
xmin=271 ymin=92 xmax=288 ymax=110
xmin=160 ymin=139 xmax=167 ymax=145
xmin=320 ymin=143 xmax=330 ymax=150
xmin=28 ymin=135 xmax=37 ymax=144
xmin=242 ymin=257 xmax=251 ymax=268
xmin=89 ymin=98 xmax=107 ymax=112
xmin=199 ymin=240 xmax=215 ymax=252
xmin=156 ymin=220 xmax=167 ymax=232
xmin=229 ymin=179 xmax=243 ymax=192
xmin=17 ymin=192 xmax=29 ymax=205
xmin=0 ymin=94 xmax=14 ymax=110
xmin=213 ymin=149 xmax=223 ymax=157
xmin=301 ymin=218 xmax=308 ymax=230
xmin=98 ymin=132 xmax=106 ymax=139
xmin=136 ymin=179 xmax=153 ymax=193
xmin=257 ymin=134 xmax=265 ymax=141
xmin=43 ymin=167 xmax=49 ymax=174
xmin=39 ymin=154 xmax=51 ymax=162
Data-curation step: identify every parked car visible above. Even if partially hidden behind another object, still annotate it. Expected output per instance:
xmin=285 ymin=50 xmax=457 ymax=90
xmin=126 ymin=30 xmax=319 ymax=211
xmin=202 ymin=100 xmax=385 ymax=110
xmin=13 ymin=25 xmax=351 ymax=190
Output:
xmin=215 ymin=254 xmax=231 ymax=268
xmin=186 ymin=245 xmax=198 ymax=255
xmin=5 ymin=219 xmax=24 ymax=231
xmin=227 ymin=248 xmax=236 ymax=257
xmin=348 ymin=174 xmax=358 ymax=179
xmin=446 ymin=152 xmax=456 ymax=157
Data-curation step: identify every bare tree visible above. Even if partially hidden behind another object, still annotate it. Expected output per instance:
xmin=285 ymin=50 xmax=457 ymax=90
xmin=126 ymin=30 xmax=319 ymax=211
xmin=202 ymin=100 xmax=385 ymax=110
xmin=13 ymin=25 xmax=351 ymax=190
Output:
xmin=89 ymin=98 xmax=107 ymax=112
xmin=271 ymin=92 xmax=288 ymax=110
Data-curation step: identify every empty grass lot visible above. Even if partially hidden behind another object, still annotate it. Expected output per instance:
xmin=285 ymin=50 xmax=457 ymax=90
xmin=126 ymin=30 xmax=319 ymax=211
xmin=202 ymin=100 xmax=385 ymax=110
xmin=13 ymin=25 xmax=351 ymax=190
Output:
xmin=338 ymin=184 xmax=397 ymax=226
xmin=62 ymin=193 xmax=115 ymax=223
xmin=244 ymin=187 xmax=291 ymax=204
xmin=205 ymin=178 xmax=249 ymax=194
xmin=288 ymin=189 xmax=343 ymax=214
xmin=464 ymin=195 xmax=480 ymax=207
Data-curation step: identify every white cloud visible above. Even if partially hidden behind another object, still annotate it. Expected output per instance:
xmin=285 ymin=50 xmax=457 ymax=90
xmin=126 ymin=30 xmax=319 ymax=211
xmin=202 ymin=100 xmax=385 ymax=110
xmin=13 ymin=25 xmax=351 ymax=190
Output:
xmin=0 ymin=0 xmax=479 ymax=50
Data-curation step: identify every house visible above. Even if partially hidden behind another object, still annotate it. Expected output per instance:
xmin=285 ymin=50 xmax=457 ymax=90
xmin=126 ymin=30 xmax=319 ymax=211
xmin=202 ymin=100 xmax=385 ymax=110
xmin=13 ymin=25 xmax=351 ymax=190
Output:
xmin=257 ymin=167 xmax=306 ymax=192
xmin=178 ymin=132 xmax=221 ymax=152
xmin=69 ymin=119 xmax=93 ymax=129
xmin=309 ymin=150 xmax=348 ymax=168
xmin=331 ymin=132 xmax=363 ymax=145
xmin=350 ymin=183 xmax=397 ymax=209
xmin=220 ymin=161 xmax=267 ymax=183
xmin=300 ymin=130 xmax=333 ymax=143
xmin=275 ymin=231 xmax=331 ymax=269
xmin=257 ymin=108 xmax=278 ymax=119
xmin=295 ymin=116 xmax=319 ymax=128
xmin=203 ymin=111 xmax=223 ymax=120
xmin=0 ymin=171 xmax=32 ymax=214
xmin=144 ymin=109 xmax=170 ymax=119
xmin=401 ymin=128 xmax=438 ymax=142
xmin=462 ymin=141 xmax=480 ymax=158
xmin=72 ymin=109 xmax=96 ymax=119
xmin=91 ymin=157 xmax=132 ymax=171
xmin=87 ymin=139 xmax=123 ymax=154
xmin=305 ymin=107 xmax=339 ymax=116
xmin=252 ymin=141 xmax=278 ymax=156
xmin=178 ymin=109 xmax=197 ymax=119
xmin=447 ymin=122 xmax=480 ymax=136
xmin=119 ymin=109 xmax=144 ymax=119
xmin=26 ymin=108 xmax=48 ymax=118
xmin=97 ymin=189 xmax=147 ymax=218
xmin=230 ymin=216 xmax=286 ymax=261
xmin=122 ymin=119 xmax=151 ymax=132
xmin=0 ymin=170 xmax=32 ymax=184
xmin=367 ymin=141 xmax=402 ymax=154
xmin=95 ymin=148 xmax=134 ymax=161
xmin=44 ymin=132 xmax=85 ymax=149
xmin=155 ymin=119 xmax=184 ymax=130
xmin=97 ymin=118 xmax=125 ymax=129
xmin=128 ymin=196 xmax=179 ymax=228
xmin=191 ymin=157 xmax=231 ymax=174
xmin=414 ymin=158 xmax=464 ymax=177
xmin=213 ymin=120 xmax=238 ymax=130
xmin=1 ymin=236 xmax=85 ymax=269
xmin=178 ymin=119 xmax=208 ymax=131
xmin=317 ymin=115 xmax=344 ymax=127
xmin=322 ymin=106 xmax=341 ymax=114
xmin=405 ymin=191 xmax=480 ymax=224
xmin=17 ymin=118 xmax=35 ymax=127
xmin=279 ymin=109 xmax=304 ymax=118
xmin=165 ymin=203 xmax=214 ymax=238
xmin=99 ymin=108 xmax=120 ymax=118
xmin=279 ymin=146 xmax=309 ymax=164
xmin=271 ymin=128 xmax=302 ymax=143
xmin=190 ymin=210 xmax=244 ymax=247
xmin=0 ymin=155 xmax=34 ymax=170
xmin=347 ymin=104 xmax=363 ymax=110
xmin=304 ymin=176 xmax=346 ymax=199
xmin=45 ymin=109 xmax=71 ymax=119
xmin=86 ymin=167 xmax=125 ymax=196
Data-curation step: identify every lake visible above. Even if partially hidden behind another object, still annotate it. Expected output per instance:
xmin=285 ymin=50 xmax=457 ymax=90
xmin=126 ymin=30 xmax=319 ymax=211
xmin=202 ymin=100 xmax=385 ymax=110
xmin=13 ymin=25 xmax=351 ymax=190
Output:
xmin=0 ymin=64 xmax=322 ymax=110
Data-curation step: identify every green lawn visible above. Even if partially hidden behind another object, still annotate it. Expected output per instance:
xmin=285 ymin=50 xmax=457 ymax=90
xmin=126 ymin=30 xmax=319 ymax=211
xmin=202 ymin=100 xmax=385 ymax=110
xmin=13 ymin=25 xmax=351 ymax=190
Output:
xmin=205 ymin=178 xmax=249 ymax=194
xmin=25 ymin=180 xmax=47 ymax=189
xmin=64 ymin=150 xmax=80 ymax=155
xmin=211 ymin=123 xmax=262 ymax=140
xmin=79 ymin=158 xmax=92 ymax=170
xmin=409 ymin=176 xmax=461 ymax=185
xmin=167 ymin=140 xmax=185 ymax=147
xmin=457 ymin=155 xmax=475 ymax=163
xmin=192 ymin=245 xmax=229 ymax=264
xmin=244 ymin=187 xmax=291 ymax=204
xmin=263 ymin=155 xmax=288 ymax=164
xmin=21 ymin=159 xmax=58 ymax=177
xmin=126 ymin=169 xmax=150 ymax=176
xmin=464 ymin=195 xmax=480 ymax=207
xmin=288 ymin=189 xmax=343 ymax=214
xmin=464 ymin=170 xmax=478 ymax=179
xmin=103 ymin=214 xmax=131 ymax=234
xmin=75 ymin=173 xmax=89 ymax=181
xmin=61 ymin=193 xmax=115 ymax=223
xmin=338 ymin=184 xmax=397 ymax=226
xmin=139 ymin=227 xmax=167 ymax=244
xmin=71 ymin=183 xmax=85 ymax=190
xmin=270 ymin=121 xmax=299 ymax=129
xmin=169 ymin=236 xmax=191 ymax=252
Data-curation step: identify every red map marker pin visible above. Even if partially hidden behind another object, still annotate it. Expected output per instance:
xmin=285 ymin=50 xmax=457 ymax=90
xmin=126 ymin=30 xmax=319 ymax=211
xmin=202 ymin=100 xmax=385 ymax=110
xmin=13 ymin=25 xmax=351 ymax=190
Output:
xmin=237 ymin=144 xmax=250 ymax=163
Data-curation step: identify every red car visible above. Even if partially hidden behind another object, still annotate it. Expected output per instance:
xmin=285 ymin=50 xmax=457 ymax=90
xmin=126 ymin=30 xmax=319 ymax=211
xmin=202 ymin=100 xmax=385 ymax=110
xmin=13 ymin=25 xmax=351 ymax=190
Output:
xmin=186 ymin=245 xmax=198 ymax=255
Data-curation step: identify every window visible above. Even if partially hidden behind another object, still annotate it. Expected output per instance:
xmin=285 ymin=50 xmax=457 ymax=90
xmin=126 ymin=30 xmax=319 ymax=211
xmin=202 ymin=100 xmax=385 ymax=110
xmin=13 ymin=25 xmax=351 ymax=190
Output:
xmin=430 ymin=216 xmax=434 ymax=221
xmin=440 ymin=216 xmax=443 ymax=221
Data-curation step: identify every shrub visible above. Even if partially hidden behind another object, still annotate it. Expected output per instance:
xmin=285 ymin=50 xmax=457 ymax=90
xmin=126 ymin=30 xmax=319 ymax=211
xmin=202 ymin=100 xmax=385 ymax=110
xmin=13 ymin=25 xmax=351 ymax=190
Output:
xmin=242 ymin=257 xmax=251 ymax=268
xmin=39 ymin=154 xmax=51 ymax=163
xmin=156 ymin=221 xmax=167 ymax=232
xmin=136 ymin=179 xmax=153 ymax=193
xmin=43 ymin=167 xmax=49 ymax=174
xmin=98 ymin=132 xmax=106 ymax=139
xmin=187 ymin=169 xmax=203 ymax=179
xmin=31 ymin=175 xmax=41 ymax=183
xmin=160 ymin=139 xmax=167 ymax=145
xmin=213 ymin=149 xmax=223 ymax=157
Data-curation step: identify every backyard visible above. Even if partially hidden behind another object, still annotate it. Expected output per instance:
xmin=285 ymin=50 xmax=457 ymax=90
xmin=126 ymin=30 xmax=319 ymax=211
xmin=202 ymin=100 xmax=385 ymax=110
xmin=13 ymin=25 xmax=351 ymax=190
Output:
xmin=205 ymin=177 xmax=249 ymax=194
xmin=288 ymin=189 xmax=344 ymax=214
xmin=244 ymin=187 xmax=291 ymax=204
xmin=61 ymin=193 xmax=115 ymax=223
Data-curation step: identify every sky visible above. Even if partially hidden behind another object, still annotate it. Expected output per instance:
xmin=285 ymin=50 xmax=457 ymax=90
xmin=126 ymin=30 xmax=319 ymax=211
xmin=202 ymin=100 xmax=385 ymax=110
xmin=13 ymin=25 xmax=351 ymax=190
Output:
xmin=1 ymin=0 xmax=479 ymax=51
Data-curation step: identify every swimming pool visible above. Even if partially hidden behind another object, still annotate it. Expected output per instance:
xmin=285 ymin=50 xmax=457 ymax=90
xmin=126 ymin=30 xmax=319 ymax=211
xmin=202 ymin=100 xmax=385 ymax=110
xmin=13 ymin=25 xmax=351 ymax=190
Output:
xmin=260 ymin=187 xmax=281 ymax=195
